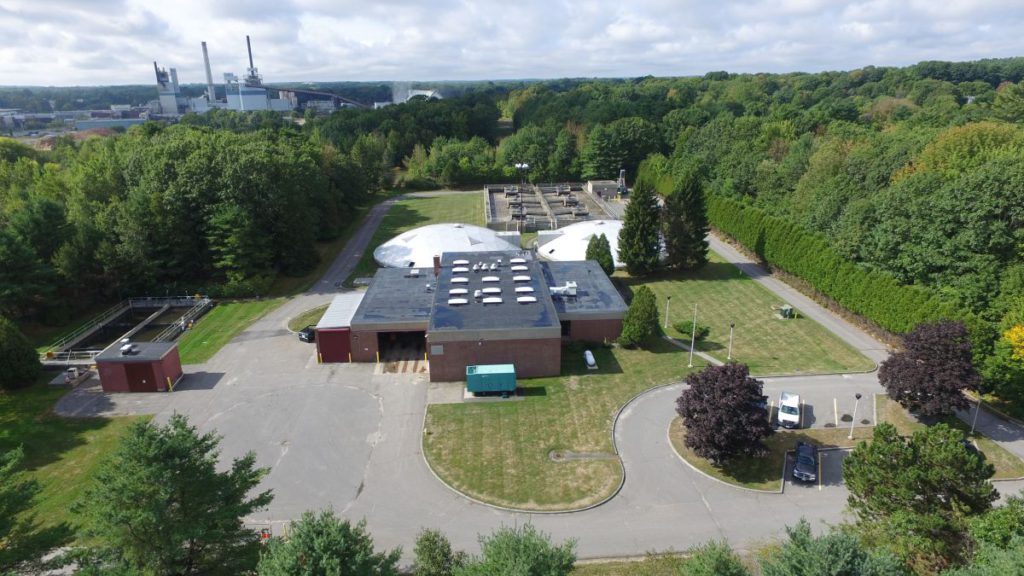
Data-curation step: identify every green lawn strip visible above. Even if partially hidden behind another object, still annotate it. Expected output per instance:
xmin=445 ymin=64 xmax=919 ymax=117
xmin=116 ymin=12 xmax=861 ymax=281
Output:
xmin=177 ymin=299 xmax=285 ymax=364
xmin=623 ymin=250 xmax=875 ymax=375
xmin=519 ymin=231 xmax=538 ymax=249
xmin=0 ymin=375 xmax=146 ymax=547
xmin=346 ymin=193 xmax=484 ymax=285
xmin=669 ymin=418 xmax=865 ymax=491
xmin=572 ymin=555 xmax=688 ymax=575
xmin=424 ymin=340 xmax=704 ymax=510
xmin=287 ymin=304 xmax=329 ymax=332
xmin=876 ymin=395 xmax=1024 ymax=480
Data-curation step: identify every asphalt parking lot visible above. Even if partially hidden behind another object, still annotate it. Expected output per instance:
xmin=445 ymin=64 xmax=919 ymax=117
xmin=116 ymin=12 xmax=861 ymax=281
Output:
xmin=784 ymin=447 xmax=850 ymax=491
xmin=762 ymin=374 xmax=877 ymax=431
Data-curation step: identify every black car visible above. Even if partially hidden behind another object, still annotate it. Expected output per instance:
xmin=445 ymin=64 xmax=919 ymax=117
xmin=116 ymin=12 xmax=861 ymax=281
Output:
xmin=793 ymin=441 xmax=818 ymax=483
xmin=298 ymin=325 xmax=316 ymax=343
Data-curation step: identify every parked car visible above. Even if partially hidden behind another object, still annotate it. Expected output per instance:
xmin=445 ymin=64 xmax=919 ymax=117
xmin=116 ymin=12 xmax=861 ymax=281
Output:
xmin=778 ymin=392 xmax=801 ymax=428
xmin=298 ymin=325 xmax=316 ymax=343
xmin=793 ymin=441 xmax=818 ymax=482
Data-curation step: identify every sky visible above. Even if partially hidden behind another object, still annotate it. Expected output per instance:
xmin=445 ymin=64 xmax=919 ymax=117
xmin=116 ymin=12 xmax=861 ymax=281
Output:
xmin=1 ymin=0 xmax=1023 ymax=86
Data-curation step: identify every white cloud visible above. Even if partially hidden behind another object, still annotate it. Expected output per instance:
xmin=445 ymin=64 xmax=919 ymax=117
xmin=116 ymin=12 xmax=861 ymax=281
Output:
xmin=0 ymin=0 xmax=1022 ymax=85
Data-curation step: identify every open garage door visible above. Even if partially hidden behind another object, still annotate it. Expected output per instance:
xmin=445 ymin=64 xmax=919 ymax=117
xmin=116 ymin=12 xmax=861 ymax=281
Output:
xmin=377 ymin=331 xmax=427 ymax=374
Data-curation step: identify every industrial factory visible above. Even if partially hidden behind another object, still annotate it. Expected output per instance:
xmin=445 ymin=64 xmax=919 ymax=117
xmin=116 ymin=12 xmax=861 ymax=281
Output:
xmin=153 ymin=36 xmax=364 ymax=116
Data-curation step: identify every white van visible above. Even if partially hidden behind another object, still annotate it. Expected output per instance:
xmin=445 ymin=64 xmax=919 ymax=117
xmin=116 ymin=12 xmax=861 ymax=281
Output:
xmin=778 ymin=392 xmax=801 ymax=429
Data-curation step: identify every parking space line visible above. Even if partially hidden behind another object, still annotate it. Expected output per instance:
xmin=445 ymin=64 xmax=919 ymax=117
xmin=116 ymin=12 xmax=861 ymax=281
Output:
xmin=834 ymin=398 xmax=839 ymax=427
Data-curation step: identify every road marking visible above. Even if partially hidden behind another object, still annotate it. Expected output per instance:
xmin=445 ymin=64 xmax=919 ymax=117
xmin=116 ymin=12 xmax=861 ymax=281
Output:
xmin=834 ymin=398 xmax=839 ymax=427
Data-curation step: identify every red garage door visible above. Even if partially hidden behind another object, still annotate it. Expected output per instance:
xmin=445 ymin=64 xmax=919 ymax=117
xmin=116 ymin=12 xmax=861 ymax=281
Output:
xmin=317 ymin=328 xmax=352 ymax=363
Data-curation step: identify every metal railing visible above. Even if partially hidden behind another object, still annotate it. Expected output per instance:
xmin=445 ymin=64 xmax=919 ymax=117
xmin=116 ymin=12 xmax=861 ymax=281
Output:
xmin=42 ymin=349 xmax=103 ymax=364
xmin=40 ymin=301 xmax=130 ymax=359
xmin=154 ymin=297 xmax=213 ymax=342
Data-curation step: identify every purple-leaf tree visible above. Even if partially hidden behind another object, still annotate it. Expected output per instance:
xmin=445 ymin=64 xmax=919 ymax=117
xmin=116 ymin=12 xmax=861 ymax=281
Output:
xmin=675 ymin=363 xmax=773 ymax=465
xmin=879 ymin=320 xmax=979 ymax=417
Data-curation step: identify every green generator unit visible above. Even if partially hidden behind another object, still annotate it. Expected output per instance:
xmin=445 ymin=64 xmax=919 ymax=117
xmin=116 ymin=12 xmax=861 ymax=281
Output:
xmin=466 ymin=364 xmax=517 ymax=394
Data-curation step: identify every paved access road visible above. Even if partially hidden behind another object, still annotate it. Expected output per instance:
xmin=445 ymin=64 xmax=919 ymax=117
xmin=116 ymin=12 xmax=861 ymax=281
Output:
xmin=55 ymin=195 xmax=1024 ymax=561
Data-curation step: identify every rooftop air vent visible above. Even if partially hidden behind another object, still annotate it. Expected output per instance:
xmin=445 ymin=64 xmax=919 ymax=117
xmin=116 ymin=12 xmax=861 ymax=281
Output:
xmin=452 ymin=277 xmax=469 ymax=284
xmin=408 ymin=269 xmax=420 ymax=277
xmin=489 ymin=263 xmax=497 ymax=271
xmin=448 ymin=298 xmax=469 ymax=305
xmin=482 ymin=276 xmax=499 ymax=283
xmin=515 ymin=286 xmax=535 ymax=294
xmin=474 ymin=289 xmax=482 ymax=299
xmin=510 ymin=258 xmax=526 ymax=264
xmin=513 ymin=275 xmax=530 ymax=282
xmin=511 ymin=265 xmax=528 ymax=272
xmin=449 ymin=288 xmax=468 ymax=296
xmin=453 ymin=259 xmax=470 ymax=266
xmin=482 ymin=287 xmax=501 ymax=295
xmin=472 ymin=264 xmax=480 ymax=272
xmin=549 ymin=281 xmax=578 ymax=297
xmin=482 ymin=297 xmax=503 ymax=305
xmin=516 ymin=296 xmax=538 ymax=304
xmin=453 ymin=266 xmax=469 ymax=273
xmin=119 ymin=343 xmax=137 ymax=356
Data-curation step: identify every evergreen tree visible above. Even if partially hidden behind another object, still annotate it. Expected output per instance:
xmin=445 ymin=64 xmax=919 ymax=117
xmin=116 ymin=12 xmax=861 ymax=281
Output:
xmin=760 ymin=520 xmax=907 ymax=576
xmin=585 ymin=233 xmax=615 ymax=276
xmin=618 ymin=180 xmax=662 ymax=276
xmin=71 ymin=415 xmax=273 ymax=575
xmin=455 ymin=524 xmax=575 ymax=576
xmin=0 ymin=315 xmax=40 ymax=391
xmin=257 ymin=511 xmax=400 ymax=576
xmin=662 ymin=163 xmax=709 ymax=270
xmin=413 ymin=528 xmax=466 ymax=576
xmin=0 ymin=447 xmax=53 ymax=574
xmin=618 ymin=285 xmax=659 ymax=348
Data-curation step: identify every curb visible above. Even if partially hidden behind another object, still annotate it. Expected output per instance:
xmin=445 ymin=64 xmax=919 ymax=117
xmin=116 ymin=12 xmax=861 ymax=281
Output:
xmin=666 ymin=415 xmax=784 ymax=495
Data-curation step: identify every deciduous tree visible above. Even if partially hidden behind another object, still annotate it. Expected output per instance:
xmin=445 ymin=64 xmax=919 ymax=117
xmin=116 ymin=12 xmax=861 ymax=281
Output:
xmin=760 ymin=519 xmax=907 ymax=576
xmin=413 ymin=528 xmax=466 ymax=576
xmin=455 ymin=524 xmax=575 ymax=576
xmin=675 ymin=363 xmax=773 ymax=464
xmin=879 ymin=320 xmax=980 ymax=417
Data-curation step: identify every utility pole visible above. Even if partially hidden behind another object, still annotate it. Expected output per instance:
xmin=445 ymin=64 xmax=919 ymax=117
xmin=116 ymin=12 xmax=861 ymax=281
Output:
xmin=687 ymin=303 xmax=698 ymax=368
xmin=728 ymin=322 xmax=735 ymax=361
xmin=664 ymin=296 xmax=671 ymax=330
xmin=848 ymin=392 xmax=862 ymax=440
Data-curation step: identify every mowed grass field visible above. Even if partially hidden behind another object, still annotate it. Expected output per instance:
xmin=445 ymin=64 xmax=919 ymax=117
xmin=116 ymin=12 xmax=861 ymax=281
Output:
xmin=177 ymin=299 xmax=284 ymax=364
xmin=625 ymin=251 xmax=875 ymax=375
xmin=0 ymin=376 xmax=145 ymax=548
xmin=425 ymin=340 xmax=702 ymax=510
xmin=347 ymin=192 xmax=484 ymax=284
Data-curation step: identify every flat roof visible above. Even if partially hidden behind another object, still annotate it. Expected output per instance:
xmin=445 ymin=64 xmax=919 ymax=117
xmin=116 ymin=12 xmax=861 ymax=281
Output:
xmin=542 ymin=260 xmax=628 ymax=320
xmin=95 ymin=341 xmax=177 ymax=363
xmin=350 ymin=268 xmax=434 ymax=331
xmin=316 ymin=292 xmax=366 ymax=330
xmin=429 ymin=251 xmax=560 ymax=340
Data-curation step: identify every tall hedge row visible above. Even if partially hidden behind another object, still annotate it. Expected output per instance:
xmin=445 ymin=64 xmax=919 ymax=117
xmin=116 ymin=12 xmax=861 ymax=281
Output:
xmin=705 ymin=194 xmax=963 ymax=334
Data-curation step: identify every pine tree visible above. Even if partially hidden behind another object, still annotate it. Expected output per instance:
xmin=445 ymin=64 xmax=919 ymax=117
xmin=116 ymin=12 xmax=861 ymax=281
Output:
xmin=618 ymin=180 xmax=661 ymax=276
xmin=618 ymin=286 xmax=659 ymax=348
xmin=663 ymin=163 xmax=709 ymax=270
xmin=585 ymin=233 xmax=615 ymax=276
xmin=0 ymin=315 xmax=40 ymax=391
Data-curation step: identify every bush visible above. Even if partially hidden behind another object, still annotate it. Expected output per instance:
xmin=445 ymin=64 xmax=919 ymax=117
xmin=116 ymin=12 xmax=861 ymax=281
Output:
xmin=673 ymin=320 xmax=710 ymax=341
xmin=619 ymin=286 xmax=659 ymax=348
xmin=0 ymin=316 xmax=40 ymax=391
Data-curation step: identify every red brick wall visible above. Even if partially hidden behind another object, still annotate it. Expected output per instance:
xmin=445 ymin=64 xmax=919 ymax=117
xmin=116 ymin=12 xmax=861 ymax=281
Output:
xmin=428 ymin=337 xmax=561 ymax=382
xmin=350 ymin=330 xmax=379 ymax=362
xmin=98 ymin=362 xmax=128 ymax=393
xmin=569 ymin=318 xmax=623 ymax=343
xmin=160 ymin=348 xmax=183 ymax=389
xmin=317 ymin=328 xmax=352 ymax=363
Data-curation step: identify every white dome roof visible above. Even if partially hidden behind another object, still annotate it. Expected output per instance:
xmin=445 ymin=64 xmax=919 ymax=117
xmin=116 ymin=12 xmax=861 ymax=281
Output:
xmin=373 ymin=223 xmax=520 ymax=268
xmin=538 ymin=220 xmax=624 ymax=268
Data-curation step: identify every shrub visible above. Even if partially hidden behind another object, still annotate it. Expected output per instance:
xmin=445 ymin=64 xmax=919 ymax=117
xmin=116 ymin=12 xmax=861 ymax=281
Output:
xmin=673 ymin=320 xmax=710 ymax=341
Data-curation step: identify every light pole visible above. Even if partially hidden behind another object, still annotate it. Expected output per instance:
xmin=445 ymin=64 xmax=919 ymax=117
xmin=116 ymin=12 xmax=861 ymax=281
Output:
xmin=687 ymin=303 xmax=698 ymax=368
xmin=664 ymin=296 xmax=671 ymax=330
xmin=971 ymin=395 xmax=983 ymax=435
xmin=848 ymin=392 xmax=862 ymax=440
xmin=727 ymin=322 xmax=735 ymax=361
xmin=514 ymin=162 xmax=529 ymax=188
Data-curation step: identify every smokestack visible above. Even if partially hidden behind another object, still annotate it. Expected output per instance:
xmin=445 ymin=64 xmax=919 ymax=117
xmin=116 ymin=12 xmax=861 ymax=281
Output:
xmin=246 ymin=35 xmax=254 ymax=72
xmin=201 ymin=42 xmax=216 ymax=102
xmin=153 ymin=61 xmax=160 ymax=83
xmin=433 ymin=255 xmax=441 ymax=277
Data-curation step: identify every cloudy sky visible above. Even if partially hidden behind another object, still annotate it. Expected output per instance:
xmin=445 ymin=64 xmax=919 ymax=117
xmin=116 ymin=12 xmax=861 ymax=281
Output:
xmin=1 ymin=0 xmax=1023 ymax=86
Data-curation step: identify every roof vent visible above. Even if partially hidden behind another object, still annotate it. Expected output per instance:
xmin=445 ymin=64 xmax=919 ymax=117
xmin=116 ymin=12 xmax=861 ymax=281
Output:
xmin=516 ymin=296 xmax=538 ymax=304
xmin=482 ymin=287 xmax=501 ymax=295
xmin=408 ymin=269 xmax=420 ymax=277
xmin=482 ymin=275 xmax=499 ymax=283
xmin=425 ymin=283 xmax=433 ymax=292
xmin=453 ymin=266 xmax=469 ymax=273
xmin=448 ymin=298 xmax=468 ymax=305
xmin=472 ymin=264 xmax=480 ymax=272
xmin=449 ymin=288 xmax=468 ymax=296
xmin=489 ymin=263 xmax=497 ymax=271
xmin=511 ymin=265 xmax=528 ymax=272
xmin=452 ymin=277 xmax=469 ymax=284
xmin=453 ymin=259 xmax=470 ymax=266
xmin=513 ymin=275 xmax=530 ymax=282
xmin=474 ymin=289 xmax=483 ymax=299
xmin=482 ymin=297 xmax=503 ymax=305
xmin=119 ymin=343 xmax=137 ymax=356
xmin=515 ymin=286 xmax=535 ymax=294
xmin=549 ymin=281 xmax=578 ymax=297
xmin=510 ymin=257 xmax=526 ymax=264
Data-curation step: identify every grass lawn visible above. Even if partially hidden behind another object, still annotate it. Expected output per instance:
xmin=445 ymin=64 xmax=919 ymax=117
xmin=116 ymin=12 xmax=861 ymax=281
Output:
xmin=623 ymin=251 xmax=874 ymax=376
xmin=572 ymin=556 xmax=689 ymax=575
xmin=287 ymin=303 xmax=329 ymax=332
xmin=0 ymin=375 xmax=145 ymax=548
xmin=876 ymin=395 xmax=1024 ymax=480
xmin=346 ymin=193 xmax=484 ymax=285
xmin=177 ymin=299 xmax=284 ymax=364
xmin=424 ymin=340 xmax=706 ymax=510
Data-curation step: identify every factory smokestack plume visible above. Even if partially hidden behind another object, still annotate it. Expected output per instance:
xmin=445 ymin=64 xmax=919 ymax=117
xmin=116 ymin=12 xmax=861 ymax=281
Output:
xmin=201 ymin=42 xmax=216 ymax=102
